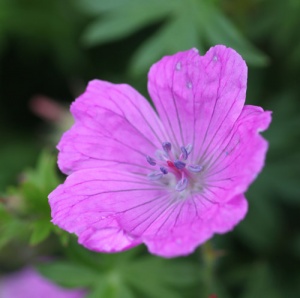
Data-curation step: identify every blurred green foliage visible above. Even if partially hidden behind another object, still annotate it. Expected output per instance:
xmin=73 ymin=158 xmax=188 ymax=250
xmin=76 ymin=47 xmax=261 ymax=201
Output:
xmin=0 ymin=0 xmax=300 ymax=297
xmin=38 ymin=242 xmax=201 ymax=298
xmin=79 ymin=0 xmax=268 ymax=75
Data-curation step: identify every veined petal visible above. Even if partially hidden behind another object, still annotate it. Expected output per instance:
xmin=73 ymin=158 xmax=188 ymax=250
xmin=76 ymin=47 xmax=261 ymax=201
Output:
xmin=203 ymin=105 xmax=272 ymax=202
xmin=119 ymin=190 xmax=218 ymax=256
xmin=144 ymin=194 xmax=247 ymax=257
xmin=209 ymin=194 xmax=248 ymax=233
xmin=148 ymin=45 xmax=247 ymax=160
xmin=49 ymin=168 xmax=167 ymax=252
xmin=58 ymin=80 xmax=166 ymax=174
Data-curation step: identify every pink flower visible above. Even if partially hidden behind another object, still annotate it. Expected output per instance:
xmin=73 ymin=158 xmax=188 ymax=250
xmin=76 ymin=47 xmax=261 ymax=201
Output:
xmin=0 ymin=267 xmax=85 ymax=298
xmin=49 ymin=45 xmax=271 ymax=257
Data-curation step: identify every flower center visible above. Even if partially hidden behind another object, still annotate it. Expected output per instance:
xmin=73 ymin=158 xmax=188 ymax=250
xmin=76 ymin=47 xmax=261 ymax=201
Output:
xmin=146 ymin=142 xmax=203 ymax=192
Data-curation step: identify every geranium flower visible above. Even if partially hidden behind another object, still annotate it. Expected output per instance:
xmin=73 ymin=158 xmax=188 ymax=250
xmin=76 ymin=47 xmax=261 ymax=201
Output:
xmin=0 ymin=267 xmax=85 ymax=298
xmin=49 ymin=45 xmax=271 ymax=257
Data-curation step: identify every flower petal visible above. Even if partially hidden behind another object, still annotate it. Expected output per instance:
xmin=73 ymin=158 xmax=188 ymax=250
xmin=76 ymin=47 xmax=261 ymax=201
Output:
xmin=203 ymin=105 xmax=272 ymax=202
xmin=58 ymin=80 xmax=166 ymax=174
xmin=148 ymin=45 xmax=247 ymax=161
xmin=49 ymin=168 xmax=167 ymax=252
xmin=208 ymin=194 xmax=248 ymax=233
xmin=119 ymin=189 xmax=219 ymax=256
xmin=0 ymin=267 xmax=85 ymax=298
xmin=143 ymin=194 xmax=247 ymax=257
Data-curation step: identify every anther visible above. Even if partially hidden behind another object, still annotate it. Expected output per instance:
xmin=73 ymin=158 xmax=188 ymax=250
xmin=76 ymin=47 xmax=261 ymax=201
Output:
xmin=146 ymin=155 xmax=156 ymax=166
xmin=185 ymin=144 xmax=193 ymax=154
xmin=175 ymin=177 xmax=188 ymax=192
xmin=175 ymin=62 xmax=181 ymax=71
xmin=162 ymin=142 xmax=171 ymax=153
xmin=160 ymin=167 xmax=168 ymax=174
xmin=148 ymin=171 xmax=163 ymax=181
xmin=187 ymin=164 xmax=203 ymax=172
xmin=180 ymin=146 xmax=188 ymax=160
xmin=174 ymin=160 xmax=186 ymax=170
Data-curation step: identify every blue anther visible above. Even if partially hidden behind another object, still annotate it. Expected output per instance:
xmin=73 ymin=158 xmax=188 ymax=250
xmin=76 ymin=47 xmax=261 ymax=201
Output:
xmin=146 ymin=155 xmax=156 ymax=166
xmin=180 ymin=146 xmax=188 ymax=160
xmin=175 ymin=177 xmax=188 ymax=192
xmin=148 ymin=171 xmax=163 ymax=181
xmin=162 ymin=142 xmax=171 ymax=153
xmin=185 ymin=144 xmax=193 ymax=154
xmin=160 ymin=166 xmax=168 ymax=175
xmin=174 ymin=160 xmax=186 ymax=170
xmin=187 ymin=164 xmax=203 ymax=172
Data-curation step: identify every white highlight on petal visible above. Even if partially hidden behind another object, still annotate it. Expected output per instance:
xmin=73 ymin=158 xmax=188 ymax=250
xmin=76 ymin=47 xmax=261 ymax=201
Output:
xmin=213 ymin=55 xmax=218 ymax=62
xmin=187 ymin=82 xmax=192 ymax=89
xmin=175 ymin=62 xmax=181 ymax=71
xmin=192 ymin=47 xmax=199 ymax=53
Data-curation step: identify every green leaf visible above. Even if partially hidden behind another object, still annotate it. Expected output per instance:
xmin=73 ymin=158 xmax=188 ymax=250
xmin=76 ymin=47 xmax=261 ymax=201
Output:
xmin=0 ymin=205 xmax=28 ymax=248
xmin=82 ymin=0 xmax=173 ymax=46
xmin=37 ymin=261 xmax=99 ymax=288
xmin=123 ymin=257 xmax=199 ymax=298
xmin=87 ymin=276 xmax=135 ymax=298
xmin=53 ymin=225 xmax=71 ymax=246
xmin=25 ymin=150 xmax=60 ymax=191
xmin=200 ymin=3 xmax=269 ymax=66
xmin=17 ymin=150 xmax=60 ymax=215
xmin=130 ymin=13 xmax=200 ymax=76
xmin=76 ymin=0 xmax=130 ymax=14
xmin=29 ymin=218 xmax=52 ymax=246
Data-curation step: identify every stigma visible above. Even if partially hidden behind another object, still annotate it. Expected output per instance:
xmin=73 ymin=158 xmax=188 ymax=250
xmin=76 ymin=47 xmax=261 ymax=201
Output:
xmin=146 ymin=142 xmax=203 ymax=192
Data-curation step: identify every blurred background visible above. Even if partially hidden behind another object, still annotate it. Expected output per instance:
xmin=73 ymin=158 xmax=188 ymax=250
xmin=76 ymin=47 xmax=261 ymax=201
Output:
xmin=0 ymin=0 xmax=300 ymax=297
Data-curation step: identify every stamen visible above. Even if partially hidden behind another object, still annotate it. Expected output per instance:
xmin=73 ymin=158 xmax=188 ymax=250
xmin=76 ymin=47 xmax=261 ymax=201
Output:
xmin=162 ymin=142 xmax=171 ymax=153
xmin=180 ymin=146 xmax=188 ymax=160
xmin=187 ymin=164 xmax=203 ymax=172
xmin=175 ymin=177 xmax=188 ymax=192
xmin=146 ymin=141 xmax=203 ymax=192
xmin=185 ymin=144 xmax=193 ymax=154
xmin=148 ymin=171 xmax=163 ymax=181
xmin=146 ymin=155 xmax=156 ymax=166
xmin=174 ymin=160 xmax=186 ymax=170
xmin=160 ymin=167 xmax=168 ymax=174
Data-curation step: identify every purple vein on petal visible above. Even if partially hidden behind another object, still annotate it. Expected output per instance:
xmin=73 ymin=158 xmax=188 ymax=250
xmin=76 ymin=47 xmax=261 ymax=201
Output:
xmin=204 ymin=145 xmax=244 ymax=179
xmin=126 ymin=198 xmax=173 ymax=234
xmin=170 ymin=60 xmax=184 ymax=146
xmin=98 ymin=107 xmax=159 ymax=150
xmin=113 ymin=88 xmax=168 ymax=144
xmin=119 ymin=193 xmax=170 ymax=214
xmin=197 ymin=87 xmax=242 ymax=165
xmin=156 ymin=200 xmax=183 ymax=235
xmin=202 ymin=127 xmax=240 ymax=171
xmin=205 ymin=137 xmax=241 ymax=174
xmin=52 ymin=187 xmax=166 ymax=216
xmin=151 ymin=74 xmax=180 ymax=150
